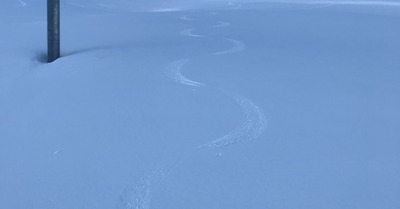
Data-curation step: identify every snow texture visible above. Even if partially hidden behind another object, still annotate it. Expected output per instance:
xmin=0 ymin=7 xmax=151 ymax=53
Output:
xmin=1 ymin=0 xmax=400 ymax=209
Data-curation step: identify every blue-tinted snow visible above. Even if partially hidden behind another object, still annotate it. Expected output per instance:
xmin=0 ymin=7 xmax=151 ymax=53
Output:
xmin=1 ymin=1 xmax=400 ymax=209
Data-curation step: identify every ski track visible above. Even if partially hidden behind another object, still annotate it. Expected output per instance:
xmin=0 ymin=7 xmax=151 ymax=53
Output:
xmin=275 ymin=0 xmax=400 ymax=7
xmin=197 ymin=95 xmax=267 ymax=149
xmin=151 ymin=8 xmax=181 ymax=12
xmin=323 ymin=0 xmax=400 ymax=6
xmin=227 ymin=1 xmax=243 ymax=9
xmin=119 ymin=13 xmax=267 ymax=209
xmin=118 ymin=169 xmax=167 ymax=209
xmin=312 ymin=3 xmax=336 ymax=9
xmin=333 ymin=0 xmax=400 ymax=6
xmin=180 ymin=29 xmax=206 ymax=38
xmin=292 ymin=3 xmax=336 ymax=10
xmin=213 ymin=21 xmax=231 ymax=28
xmin=213 ymin=39 xmax=246 ymax=55
xmin=180 ymin=15 xmax=199 ymax=21
xmin=172 ymin=17 xmax=265 ymax=149
xmin=53 ymin=149 xmax=63 ymax=155
xmin=17 ymin=0 xmax=27 ymax=6
xmin=67 ymin=2 xmax=91 ymax=9
xmin=165 ymin=59 xmax=206 ymax=87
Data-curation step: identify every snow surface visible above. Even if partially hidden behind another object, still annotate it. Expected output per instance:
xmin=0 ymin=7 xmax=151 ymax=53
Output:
xmin=1 ymin=0 xmax=400 ymax=209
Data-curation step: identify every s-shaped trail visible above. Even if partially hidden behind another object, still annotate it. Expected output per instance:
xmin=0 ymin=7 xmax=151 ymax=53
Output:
xmin=118 ymin=13 xmax=267 ymax=209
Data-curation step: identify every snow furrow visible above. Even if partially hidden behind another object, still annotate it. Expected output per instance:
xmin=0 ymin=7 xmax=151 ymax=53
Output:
xmin=262 ymin=0 xmax=400 ymax=7
xmin=294 ymin=0 xmax=400 ymax=6
xmin=172 ymin=17 xmax=266 ymax=149
xmin=227 ymin=1 xmax=243 ymax=9
xmin=180 ymin=15 xmax=199 ymax=21
xmin=180 ymin=29 xmax=206 ymax=38
xmin=213 ymin=39 xmax=246 ymax=55
xmin=119 ymin=14 xmax=267 ymax=209
xmin=213 ymin=21 xmax=231 ymax=28
xmin=196 ymin=95 xmax=267 ymax=149
xmin=165 ymin=59 xmax=206 ymax=87
xmin=292 ymin=3 xmax=336 ymax=10
xmin=118 ymin=169 xmax=167 ymax=209
xmin=17 ymin=0 xmax=27 ymax=6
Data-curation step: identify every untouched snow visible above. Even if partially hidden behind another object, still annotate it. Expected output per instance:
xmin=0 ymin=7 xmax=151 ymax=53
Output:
xmin=1 ymin=1 xmax=400 ymax=209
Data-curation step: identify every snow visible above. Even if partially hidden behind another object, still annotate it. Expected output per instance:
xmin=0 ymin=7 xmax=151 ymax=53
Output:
xmin=1 ymin=1 xmax=400 ymax=209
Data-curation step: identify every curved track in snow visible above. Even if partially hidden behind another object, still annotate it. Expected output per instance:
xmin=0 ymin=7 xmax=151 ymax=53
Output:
xmin=118 ymin=169 xmax=167 ymax=209
xmin=119 ymin=13 xmax=267 ymax=209
xmin=165 ymin=59 xmax=206 ymax=87
xmin=19 ymin=0 xmax=27 ymax=6
xmin=169 ymin=17 xmax=266 ymax=147
xmin=180 ymin=15 xmax=199 ymax=21
xmin=180 ymin=29 xmax=206 ymax=38
xmin=213 ymin=21 xmax=231 ymax=28
xmin=213 ymin=38 xmax=246 ymax=55
xmin=197 ymin=94 xmax=266 ymax=149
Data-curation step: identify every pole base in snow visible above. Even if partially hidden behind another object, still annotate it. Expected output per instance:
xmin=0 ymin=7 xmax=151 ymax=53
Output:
xmin=47 ymin=0 xmax=60 ymax=63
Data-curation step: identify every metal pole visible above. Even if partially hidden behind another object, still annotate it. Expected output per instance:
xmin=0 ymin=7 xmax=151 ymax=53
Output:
xmin=47 ymin=0 xmax=60 ymax=63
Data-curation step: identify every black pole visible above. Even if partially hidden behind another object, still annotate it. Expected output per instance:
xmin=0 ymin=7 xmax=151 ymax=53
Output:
xmin=47 ymin=0 xmax=60 ymax=63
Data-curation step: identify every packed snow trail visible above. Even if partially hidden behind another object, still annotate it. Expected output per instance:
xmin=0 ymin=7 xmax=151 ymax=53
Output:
xmin=118 ymin=169 xmax=167 ymax=209
xmin=165 ymin=59 xmax=206 ymax=87
xmin=180 ymin=15 xmax=199 ymax=21
xmin=213 ymin=38 xmax=246 ymax=55
xmin=196 ymin=94 xmax=267 ymax=149
xmin=120 ymin=13 xmax=267 ymax=209
xmin=180 ymin=29 xmax=206 ymax=38
xmin=117 ymin=151 xmax=196 ymax=209
xmin=213 ymin=21 xmax=231 ymax=28
xmin=17 ymin=0 xmax=27 ymax=7
xmin=174 ymin=17 xmax=265 ymax=150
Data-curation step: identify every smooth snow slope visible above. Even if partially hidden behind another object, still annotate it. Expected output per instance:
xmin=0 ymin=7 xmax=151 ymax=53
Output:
xmin=1 ymin=1 xmax=400 ymax=209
